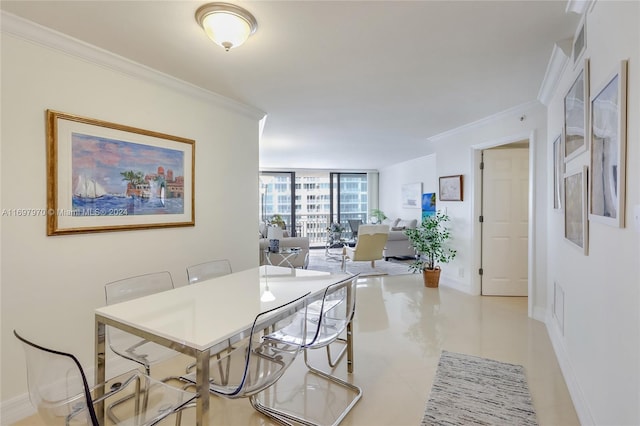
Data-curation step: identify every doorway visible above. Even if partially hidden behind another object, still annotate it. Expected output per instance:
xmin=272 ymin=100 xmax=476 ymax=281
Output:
xmin=480 ymin=145 xmax=529 ymax=296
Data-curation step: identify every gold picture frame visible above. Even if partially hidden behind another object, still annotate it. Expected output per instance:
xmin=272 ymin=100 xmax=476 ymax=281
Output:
xmin=46 ymin=110 xmax=195 ymax=235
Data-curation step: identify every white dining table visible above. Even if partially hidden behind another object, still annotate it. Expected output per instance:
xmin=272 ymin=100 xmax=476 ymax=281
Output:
xmin=94 ymin=265 xmax=354 ymax=426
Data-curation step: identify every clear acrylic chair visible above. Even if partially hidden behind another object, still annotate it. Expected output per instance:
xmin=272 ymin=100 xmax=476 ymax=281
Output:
xmin=184 ymin=259 xmax=233 ymax=374
xmin=186 ymin=259 xmax=232 ymax=284
xmin=14 ymin=330 xmax=196 ymax=426
xmin=179 ymin=293 xmax=309 ymax=423
xmin=104 ymin=271 xmax=178 ymax=376
xmin=257 ymin=274 xmax=362 ymax=426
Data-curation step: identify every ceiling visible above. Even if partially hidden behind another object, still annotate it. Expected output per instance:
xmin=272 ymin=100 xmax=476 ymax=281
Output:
xmin=1 ymin=1 xmax=579 ymax=170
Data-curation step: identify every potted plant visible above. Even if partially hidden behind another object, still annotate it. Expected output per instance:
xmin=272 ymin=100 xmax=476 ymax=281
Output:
xmin=370 ymin=208 xmax=387 ymax=224
xmin=270 ymin=214 xmax=286 ymax=229
xmin=405 ymin=211 xmax=457 ymax=287
xmin=327 ymin=222 xmax=344 ymax=242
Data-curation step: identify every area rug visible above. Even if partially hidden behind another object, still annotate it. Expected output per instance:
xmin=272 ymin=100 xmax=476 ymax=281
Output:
xmin=306 ymin=248 xmax=412 ymax=277
xmin=422 ymin=351 xmax=538 ymax=426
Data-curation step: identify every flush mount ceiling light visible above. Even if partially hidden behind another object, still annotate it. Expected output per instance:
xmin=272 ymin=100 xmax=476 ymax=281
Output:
xmin=195 ymin=2 xmax=258 ymax=51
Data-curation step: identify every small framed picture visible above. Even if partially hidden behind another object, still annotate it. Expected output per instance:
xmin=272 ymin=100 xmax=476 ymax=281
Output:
xmin=564 ymin=59 xmax=589 ymax=162
xmin=401 ymin=182 xmax=422 ymax=209
xmin=564 ymin=166 xmax=588 ymax=255
xmin=439 ymin=175 xmax=463 ymax=201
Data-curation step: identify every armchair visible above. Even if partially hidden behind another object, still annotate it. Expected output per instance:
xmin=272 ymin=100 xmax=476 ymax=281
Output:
xmin=341 ymin=224 xmax=390 ymax=271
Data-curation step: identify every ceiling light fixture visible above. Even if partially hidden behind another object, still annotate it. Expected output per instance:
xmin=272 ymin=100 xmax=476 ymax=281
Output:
xmin=195 ymin=2 xmax=258 ymax=52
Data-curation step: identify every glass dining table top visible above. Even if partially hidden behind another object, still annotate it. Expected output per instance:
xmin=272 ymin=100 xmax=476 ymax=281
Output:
xmin=95 ymin=265 xmax=352 ymax=352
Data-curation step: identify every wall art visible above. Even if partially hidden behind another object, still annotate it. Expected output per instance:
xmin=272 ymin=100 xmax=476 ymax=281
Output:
xmin=564 ymin=58 xmax=589 ymax=162
xmin=564 ymin=166 xmax=588 ymax=255
xmin=589 ymin=60 xmax=627 ymax=227
xmin=439 ymin=175 xmax=463 ymax=201
xmin=401 ymin=182 xmax=422 ymax=209
xmin=46 ymin=110 xmax=195 ymax=235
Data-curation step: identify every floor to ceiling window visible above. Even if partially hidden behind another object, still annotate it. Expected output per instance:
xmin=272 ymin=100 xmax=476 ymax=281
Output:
xmin=260 ymin=171 xmax=368 ymax=247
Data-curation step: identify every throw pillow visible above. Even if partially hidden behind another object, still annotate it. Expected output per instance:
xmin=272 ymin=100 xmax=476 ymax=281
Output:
xmin=391 ymin=226 xmax=406 ymax=231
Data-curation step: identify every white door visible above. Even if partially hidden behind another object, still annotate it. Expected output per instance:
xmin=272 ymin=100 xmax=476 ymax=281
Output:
xmin=481 ymin=148 xmax=529 ymax=296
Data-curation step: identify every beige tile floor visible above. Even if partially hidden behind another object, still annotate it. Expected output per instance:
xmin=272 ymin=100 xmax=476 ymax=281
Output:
xmin=13 ymin=274 xmax=579 ymax=426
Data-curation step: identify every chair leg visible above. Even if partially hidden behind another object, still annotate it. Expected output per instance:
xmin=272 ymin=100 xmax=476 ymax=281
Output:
xmin=251 ymin=348 xmax=362 ymax=426
xmin=325 ymin=337 xmax=348 ymax=368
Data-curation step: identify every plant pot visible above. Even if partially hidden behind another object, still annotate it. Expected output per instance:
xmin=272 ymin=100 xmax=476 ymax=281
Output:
xmin=422 ymin=267 xmax=441 ymax=288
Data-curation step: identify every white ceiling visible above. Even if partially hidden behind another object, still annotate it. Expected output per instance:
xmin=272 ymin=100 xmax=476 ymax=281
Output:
xmin=1 ymin=1 xmax=579 ymax=170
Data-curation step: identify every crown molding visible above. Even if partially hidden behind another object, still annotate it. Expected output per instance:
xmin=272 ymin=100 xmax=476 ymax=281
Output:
xmin=565 ymin=0 xmax=593 ymax=15
xmin=427 ymin=100 xmax=540 ymax=144
xmin=0 ymin=11 xmax=266 ymax=121
xmin=537 ymin=39 xmax=572 ymax=106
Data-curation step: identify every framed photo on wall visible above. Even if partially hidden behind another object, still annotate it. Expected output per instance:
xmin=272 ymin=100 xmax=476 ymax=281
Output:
xmin=439 ymin=175 xmax=463 ymax=201
xmin=46 ymin=110 xmax=195 ymax=235
xmin=589 ymin=60 xmax=628 ymax=228
xmin=564 ymin=165 xmax=588 ymax=255
xmin=564 ymin=58 xmax=589 ymax=162
xmin=401 ymin=182 xmax=422 ymax=209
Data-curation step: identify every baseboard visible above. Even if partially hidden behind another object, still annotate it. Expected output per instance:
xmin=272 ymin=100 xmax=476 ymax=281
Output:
xmin=1 ymin=394 xmax=35 ymax=426
xmin=545 ymin=315 xmax=596 ymax=425
xmin=1 ymin=355 xmax=135 ymax=425
xmin=532 ymin=305 xmax=546 ymax=322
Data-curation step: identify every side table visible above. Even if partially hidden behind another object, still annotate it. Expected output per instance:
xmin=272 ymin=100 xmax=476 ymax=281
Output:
xmin=264 ymin=247 xmax=301 ymax=268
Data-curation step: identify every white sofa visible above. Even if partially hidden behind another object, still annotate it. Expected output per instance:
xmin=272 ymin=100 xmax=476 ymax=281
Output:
xmin=258 ymin=223 xmax=309 ymax=268
xmin=382 ymin=218 xmax=418 ymax=259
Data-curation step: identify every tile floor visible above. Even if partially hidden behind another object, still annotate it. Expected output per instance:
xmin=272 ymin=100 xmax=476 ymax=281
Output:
xmin=13 ymin=273 xmax=579 ymax=425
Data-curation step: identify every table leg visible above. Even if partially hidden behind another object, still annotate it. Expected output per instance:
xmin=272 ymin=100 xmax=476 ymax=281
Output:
xmin=195 ymin=349 xmax=211 ymax=426
xmin=346 ymin=279 xmax=354 ymax=373
xmin=346 ymin=321 xmax=354 ymax=374
xmin=94 ymin=319 xmax=106 ymax=421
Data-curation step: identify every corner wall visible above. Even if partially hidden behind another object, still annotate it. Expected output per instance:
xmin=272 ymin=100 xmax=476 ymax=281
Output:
xmin=1 ymin=18 xmax=262 ymax=422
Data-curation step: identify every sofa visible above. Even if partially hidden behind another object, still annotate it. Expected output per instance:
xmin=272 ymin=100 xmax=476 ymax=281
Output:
xmin=382 ymin=218 xmax=418 ymax=260
xmin=258 ymin=223 xmax=310 ymax=268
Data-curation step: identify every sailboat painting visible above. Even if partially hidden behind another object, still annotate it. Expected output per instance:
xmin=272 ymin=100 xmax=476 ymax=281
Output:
xmin=47 ymin=109 xmax=194 ymax=235
xmin=72 ymin=132 xmax=185 ymax=216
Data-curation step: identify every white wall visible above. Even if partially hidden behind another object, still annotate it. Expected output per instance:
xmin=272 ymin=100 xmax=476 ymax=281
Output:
xmin=1 ymin=18 xmax=262 ymax=421
xmin=544 ymin=2 xmax=640 ymax=424
xmin=379 ymin=154 xmax=437 ymax=224
xmin=380 ymin=102 xmax=548 ymax=298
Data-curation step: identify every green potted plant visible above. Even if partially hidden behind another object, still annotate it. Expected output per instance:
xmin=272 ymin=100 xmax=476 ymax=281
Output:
xmin=269 ymin=214 xmax=286 ymax=229
xmin=405 ymin=211 xmax=457 ymax=287
xmin=370 ymin=208 xmax=387 ymax=224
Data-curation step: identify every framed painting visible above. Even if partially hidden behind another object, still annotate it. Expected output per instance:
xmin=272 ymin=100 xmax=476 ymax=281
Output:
xmin=401 ymin=182 xmax=422 ymax=209
xmin=422 ymin=192 xmax=436 ymax=219
xmin=564 ymin=58 xmax=589 ymax=162
xmin=589 ymin=60 xmax=627 ymax=227
xmin=564 ymin=166 xmax=588 ymax=255
xmin=439 ymin=175 xmax=463 ymax=201
xmin=46 ymin=110 xmax=195 ymax=235
xmin=552 ymin=134 xmax=563 ymax=210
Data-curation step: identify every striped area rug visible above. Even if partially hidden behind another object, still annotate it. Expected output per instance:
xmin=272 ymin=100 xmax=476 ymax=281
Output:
xmin=422 ymin=351 xmax=538 ymax=426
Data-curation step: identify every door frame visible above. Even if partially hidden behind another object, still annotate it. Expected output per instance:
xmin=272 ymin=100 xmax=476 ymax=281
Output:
xmin=471 ymin=131 xmax=536 ymax=317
